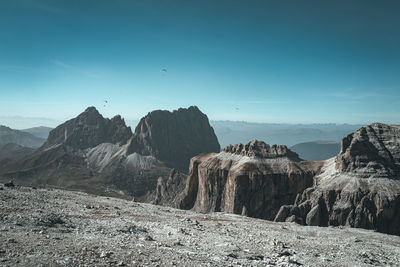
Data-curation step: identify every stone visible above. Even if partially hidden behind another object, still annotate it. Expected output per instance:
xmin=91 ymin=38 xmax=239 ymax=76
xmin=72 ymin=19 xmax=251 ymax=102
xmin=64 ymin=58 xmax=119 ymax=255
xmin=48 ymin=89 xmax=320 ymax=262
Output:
xmin=274 ymin=123 xmax=400 ymax=236
xmin=152 ymin=169 xmax=187 ymax=207
xmin=176 ymin=140 xmax=322 ymax=220
xmin=43 ymin=107 xmax=132 ymax=150
xmin=306 ymin=205 xmax=321 ymax=226
xmin=336 ymin=123 xmax=400 ymax=178
xmin=127 ymin=106 xmax=220 ymax=171
xmin=99 ymin=251 xmax=113 ymax=258
xmin=4 ymin=181 xmax=15 ymax=188
xmin=2 ymin=106 xmax=222 ymax=201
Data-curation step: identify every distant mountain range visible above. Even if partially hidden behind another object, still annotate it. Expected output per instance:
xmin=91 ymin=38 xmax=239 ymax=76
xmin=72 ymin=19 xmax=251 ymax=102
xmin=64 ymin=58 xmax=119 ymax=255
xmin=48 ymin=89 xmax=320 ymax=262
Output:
xmin=0 ymin=121 xmax=360 ymax=162
xmin=0 ymin=125 xmax=46 ymax=148
xmin=21 ymin=126 xmax=52 ymax=139
xmin=210 ymin=121 xmax=361 ymax=148
xmin=290 ymin=141 xmax=341 ymax=161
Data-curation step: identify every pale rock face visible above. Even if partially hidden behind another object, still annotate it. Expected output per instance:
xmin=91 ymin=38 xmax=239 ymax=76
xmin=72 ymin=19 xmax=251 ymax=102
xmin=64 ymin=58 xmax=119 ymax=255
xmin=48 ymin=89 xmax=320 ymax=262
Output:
xmin=86 ymin=143 xmax=123 ymax=172
xmin=336 ymin=123 xmax=400 ymax=178
xmin=124 ymin=153 xmax=159 ymax=170
xmin=223 ymin=140 xmax=300 ymax=159
xmin=275 ymin=123 xmax=400 ymax=236
xmin=85 ymin=142 xmax=159 ymax=172
xmin=177 ymin=140 xmax=321 ymax=220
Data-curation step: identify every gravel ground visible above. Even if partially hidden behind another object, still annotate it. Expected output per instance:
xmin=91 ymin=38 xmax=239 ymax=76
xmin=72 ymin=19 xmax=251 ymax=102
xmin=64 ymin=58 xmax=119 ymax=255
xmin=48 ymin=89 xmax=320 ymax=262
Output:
xmin=1 ymin=184 xmax=400 ymax=266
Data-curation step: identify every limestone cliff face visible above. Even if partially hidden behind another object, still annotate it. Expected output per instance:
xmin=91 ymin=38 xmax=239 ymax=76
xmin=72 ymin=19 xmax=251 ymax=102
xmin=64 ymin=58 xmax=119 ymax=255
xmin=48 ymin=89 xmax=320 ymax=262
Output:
xmin=275 ymin=124 xmax=400 ymax=236
xmin=178 ymin=140 xmax=321 ymax=220
xmin=127 ymin=106 xmax=220 ymax=171
xmin=336 ymin=123 xmax=400 ymax=178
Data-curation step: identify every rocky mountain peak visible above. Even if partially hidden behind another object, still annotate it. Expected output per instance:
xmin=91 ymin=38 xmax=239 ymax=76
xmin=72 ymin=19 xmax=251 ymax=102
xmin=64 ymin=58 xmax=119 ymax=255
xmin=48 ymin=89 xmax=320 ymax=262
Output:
xmin=128 ymin=106 xmax=220 ymax=171
xmin=223 ymin=140 xmax=300 ymax=160
xmin=84 ymin=106 xmax=99 ymax=113
xmin=43 ymin=107 xmax=133 ymax=150
xmin=0 ymin=125 xmax=11 ymax=131
xmin=336 ymin=123 xmax=400 ymax=178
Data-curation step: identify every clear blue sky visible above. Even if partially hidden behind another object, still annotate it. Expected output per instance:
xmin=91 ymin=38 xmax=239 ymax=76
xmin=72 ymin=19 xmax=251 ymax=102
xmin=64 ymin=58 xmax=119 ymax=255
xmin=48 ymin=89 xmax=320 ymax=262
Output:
xmin=1 ymin=0 xmax=399 ymax=127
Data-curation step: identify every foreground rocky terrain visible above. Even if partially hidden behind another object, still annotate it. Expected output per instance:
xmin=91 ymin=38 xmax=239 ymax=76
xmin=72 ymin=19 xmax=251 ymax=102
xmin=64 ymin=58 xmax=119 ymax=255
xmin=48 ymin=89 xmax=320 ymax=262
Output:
xmin=1 ymin=184 xmax=400 ymax=267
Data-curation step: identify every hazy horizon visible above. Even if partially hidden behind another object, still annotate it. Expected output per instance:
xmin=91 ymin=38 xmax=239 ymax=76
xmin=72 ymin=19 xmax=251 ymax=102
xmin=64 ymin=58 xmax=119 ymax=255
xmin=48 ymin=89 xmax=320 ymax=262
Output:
xmin=0 ymin=110 xmax=367 ymax=131
xmin=0 ymin=110 xmax=363 ymax=149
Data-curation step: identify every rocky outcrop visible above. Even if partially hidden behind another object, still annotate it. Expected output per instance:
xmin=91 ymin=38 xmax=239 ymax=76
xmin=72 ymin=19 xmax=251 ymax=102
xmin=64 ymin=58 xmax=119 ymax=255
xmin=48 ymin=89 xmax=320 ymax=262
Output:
xmin=336 ymin=123 xmax=400 ymax=178
xmin=275 ymin=123 xmax=400 ymax=236
xmin=152 ymin=169 xmax=187 ymax=207
xmin=43 ymin=107 xmax=132 ymax=150
xmin=128 ymin=106 xmax=220 ymax=171
xmin=177 ymin=140 xmax=322 ymax=220
xmin=223 ymin=141 xmax=299 ymax=158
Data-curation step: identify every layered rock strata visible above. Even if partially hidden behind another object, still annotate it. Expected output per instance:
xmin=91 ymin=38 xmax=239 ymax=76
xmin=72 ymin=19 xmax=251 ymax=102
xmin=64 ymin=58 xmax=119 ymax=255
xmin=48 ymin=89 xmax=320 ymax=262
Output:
xmin=177 ymin=140 xmax=321 ymax=220
xmin=275 ymin=123 xmax=400 ymax=235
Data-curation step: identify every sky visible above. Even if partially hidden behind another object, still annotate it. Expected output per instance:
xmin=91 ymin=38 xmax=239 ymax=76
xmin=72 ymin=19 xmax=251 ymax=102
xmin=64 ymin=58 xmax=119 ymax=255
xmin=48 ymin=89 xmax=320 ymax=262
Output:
xmin=1 ymin=0 xmax=400 ymax=128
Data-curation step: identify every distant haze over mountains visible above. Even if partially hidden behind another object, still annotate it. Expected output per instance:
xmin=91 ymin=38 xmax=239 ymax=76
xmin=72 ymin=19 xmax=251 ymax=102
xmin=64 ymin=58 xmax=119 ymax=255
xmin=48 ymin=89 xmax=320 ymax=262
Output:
xmin=290 ymin=141 xmax=341 ymax=161
xmin=0 ymin=125 xmax=45 ymax=148
xmin=0 ymin=118 xmax=362 ymax=156
xmin=21 ymin=127 xmax=53 ymax=139
xmin=210 ymin=121 xmax=362 ymax=148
